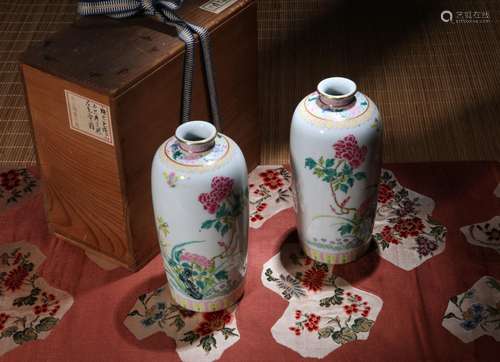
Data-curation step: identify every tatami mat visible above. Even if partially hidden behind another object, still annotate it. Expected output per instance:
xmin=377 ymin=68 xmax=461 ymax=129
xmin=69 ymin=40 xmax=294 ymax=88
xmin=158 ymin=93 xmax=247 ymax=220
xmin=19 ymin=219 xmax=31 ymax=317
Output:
xmin=258 ymin=0 xmax=500 ymax=164
xmin=0 ymin=1 xmax=75 ymax=167
xmin=1 ymin=0 xmax=499 ymax=168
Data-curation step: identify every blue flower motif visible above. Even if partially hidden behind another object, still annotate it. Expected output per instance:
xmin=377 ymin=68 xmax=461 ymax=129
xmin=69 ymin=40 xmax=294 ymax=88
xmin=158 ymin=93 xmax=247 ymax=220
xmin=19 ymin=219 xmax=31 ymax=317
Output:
xmin=471 ymin=303 xmax=488 ymax=322
xmin=460 ymin=319 xmax=477 ymax=330
xmin=471 ymin=303 xmax=484 ymax=314
xmin=459 ymin=303 xmax=489 ymax=331
xmin=141 ymin=318 xmax=155 ymax=327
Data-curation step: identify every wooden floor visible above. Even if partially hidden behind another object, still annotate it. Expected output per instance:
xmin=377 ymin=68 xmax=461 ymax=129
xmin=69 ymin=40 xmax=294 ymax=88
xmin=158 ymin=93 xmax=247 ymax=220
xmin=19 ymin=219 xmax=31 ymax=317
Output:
xmin=1 ymin=0 xmax=499 ymax=167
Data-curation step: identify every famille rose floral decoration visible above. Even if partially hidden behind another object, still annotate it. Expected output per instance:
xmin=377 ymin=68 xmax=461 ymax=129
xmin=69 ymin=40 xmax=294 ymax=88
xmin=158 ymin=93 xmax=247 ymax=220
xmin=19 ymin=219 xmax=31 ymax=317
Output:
xmin=373 ymin=169 xmax=446 ymax=270
xmin=460 ymin=216 xmax=500 ymax=254
xmin=151 ymin=121 xmax=248 ymax=312
xmin=163 ymin=176 xmax=244 ymax=303
xmin=248 ymin=166 xmax=292 ymax=228
xmin=291 ymin=77 xmax=382 ymax=264
xmin=0 ymin=168 xmax=38 ymax=211
xmin=262 ymin=242 xmax=383 ymax=358
xmin=163 ymin=171 xmax=189 ymax=188
xmin=124 ymin=285 xmax=240 ymax=362
xmin=0 ymin=242 xmax=73 ymax=356
xmin=303 ymin=135 xmax=374 ymax=251
xmin=442 ymin=276 xmax=500 ymax=343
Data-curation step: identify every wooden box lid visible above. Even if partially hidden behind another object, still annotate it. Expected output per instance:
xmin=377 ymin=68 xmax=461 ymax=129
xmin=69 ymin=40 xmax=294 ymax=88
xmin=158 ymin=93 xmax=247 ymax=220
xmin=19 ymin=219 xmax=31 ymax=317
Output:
xmin=21 ymin=0 xmax=254 ymax=96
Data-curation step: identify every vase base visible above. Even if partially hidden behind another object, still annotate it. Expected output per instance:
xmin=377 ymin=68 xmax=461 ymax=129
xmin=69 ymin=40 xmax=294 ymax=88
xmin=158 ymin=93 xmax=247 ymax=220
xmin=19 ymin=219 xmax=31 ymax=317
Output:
xmin=169 ymin=281 xmax=245 ymax=312
xmin=301 ymin=241 xmax=371 ymax=265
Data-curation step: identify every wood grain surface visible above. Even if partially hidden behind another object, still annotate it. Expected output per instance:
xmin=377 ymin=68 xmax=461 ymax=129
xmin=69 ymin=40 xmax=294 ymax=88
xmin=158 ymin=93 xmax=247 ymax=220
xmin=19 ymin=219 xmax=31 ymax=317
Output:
xmin=22 ymin=64 xmax=133 ymax=266
xmin=19 ymin=0 xmax=258 ymax=269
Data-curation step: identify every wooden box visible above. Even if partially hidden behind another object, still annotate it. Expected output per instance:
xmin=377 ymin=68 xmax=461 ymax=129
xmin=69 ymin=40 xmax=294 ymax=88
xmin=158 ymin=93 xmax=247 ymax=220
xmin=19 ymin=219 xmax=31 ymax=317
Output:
xmin=20 ymin=0 xmax=258 ymax=270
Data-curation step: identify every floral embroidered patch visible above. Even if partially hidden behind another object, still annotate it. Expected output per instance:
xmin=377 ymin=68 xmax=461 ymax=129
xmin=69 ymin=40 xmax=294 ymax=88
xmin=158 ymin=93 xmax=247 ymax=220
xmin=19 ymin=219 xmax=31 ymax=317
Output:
xmin=0 ymin=169 xmax=38 ymax=211
xmin=124 ymin=285 xmax=239 ymax=362
xmin=460 ymin=216 xmax=500 ymax=254
xmin=248 ymin=166 xmax=293 ymax=228
xmin=0 ymin=242 xmax=73 ymax=356
xmin=373 ymin=169 xmax=446 ymax=270
xmin=271 ymin=289 xmax=382 ymax=358
xmin=261 ymin=242 xmax=382 ymax=358
xmin=442 ymin=276 xmax=500 ymax=343
xmin=262 ymin=243 xmax=337 ymax=301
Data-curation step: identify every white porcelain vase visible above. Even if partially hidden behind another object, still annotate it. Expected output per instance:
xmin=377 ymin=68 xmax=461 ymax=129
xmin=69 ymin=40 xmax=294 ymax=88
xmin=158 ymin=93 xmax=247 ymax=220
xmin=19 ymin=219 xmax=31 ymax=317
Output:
xmin=151 ymin=121 xmax=248 ymax=312
xmin=290 ymin=77 xmax=383 ymax=264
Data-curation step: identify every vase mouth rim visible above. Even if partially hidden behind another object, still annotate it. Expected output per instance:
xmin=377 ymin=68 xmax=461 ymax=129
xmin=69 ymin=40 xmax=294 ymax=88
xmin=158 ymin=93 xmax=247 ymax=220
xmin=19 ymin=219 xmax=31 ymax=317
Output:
xmin=175 ymin=121 xmax=217 ymax=152
xmin=317 ymin=77 xmax=357 ymax=100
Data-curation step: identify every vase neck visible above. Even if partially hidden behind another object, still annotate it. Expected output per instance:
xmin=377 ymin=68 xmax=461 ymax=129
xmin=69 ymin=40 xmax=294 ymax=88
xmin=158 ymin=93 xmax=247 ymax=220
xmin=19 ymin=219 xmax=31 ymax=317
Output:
xmin=175 ymin=121 xmax=217 ymax=153
xmin=317 ymin=77 xmax=357 ymax=108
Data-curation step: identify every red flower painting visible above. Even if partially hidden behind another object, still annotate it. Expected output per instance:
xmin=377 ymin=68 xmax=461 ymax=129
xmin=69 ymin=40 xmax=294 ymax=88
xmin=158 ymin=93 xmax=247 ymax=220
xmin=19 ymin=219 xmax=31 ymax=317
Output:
xmin=377 ymin=183 xmax=394 ymax=204
xmin=259 ymin=169 xmax=284 ymax=190
xmin=333 ymin=135 xmax=368 ymax=169
xmin=394 ymin=217 xmax=425 ymax=238
xmin=289 ymin=311 xmax=321 ymax=336
xmin=198 ymin=176 xmax=234 ymax=214
xmin=195 ymin=310 xmax=232 ymax=336
xmin=3 ymin=265 xmax=29 ymax=291
xmin=0 ymin=170 xmax=21 ymax=191
xmin=301 ymin=268 xmax=327 ymax=292
xmin=380 ymin=225 xmax=400 ymax=245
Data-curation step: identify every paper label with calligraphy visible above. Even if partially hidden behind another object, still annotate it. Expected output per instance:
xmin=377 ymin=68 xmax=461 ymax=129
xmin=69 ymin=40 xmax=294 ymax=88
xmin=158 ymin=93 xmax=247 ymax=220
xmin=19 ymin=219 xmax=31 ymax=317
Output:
xmin=64 ymin=90 xmax=114 ymax=146
xmin=199 ymin=0 xmax=238 ymax=14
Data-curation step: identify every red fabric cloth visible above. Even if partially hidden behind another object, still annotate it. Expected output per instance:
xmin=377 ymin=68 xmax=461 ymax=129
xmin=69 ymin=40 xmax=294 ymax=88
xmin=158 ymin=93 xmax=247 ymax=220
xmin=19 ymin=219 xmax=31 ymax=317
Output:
xmin=1 ymin=162 xmax=499 ymax=361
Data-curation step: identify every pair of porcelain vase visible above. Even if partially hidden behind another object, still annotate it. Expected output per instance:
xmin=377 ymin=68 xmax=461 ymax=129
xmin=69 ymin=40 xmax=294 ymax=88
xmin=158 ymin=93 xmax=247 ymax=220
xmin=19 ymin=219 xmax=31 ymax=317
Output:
xmin=151 ymin=77 xmax=382 ymax=312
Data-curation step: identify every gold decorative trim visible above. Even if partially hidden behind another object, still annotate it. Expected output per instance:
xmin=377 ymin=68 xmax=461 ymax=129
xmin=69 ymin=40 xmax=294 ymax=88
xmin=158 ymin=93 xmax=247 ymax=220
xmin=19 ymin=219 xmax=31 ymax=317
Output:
xmin=160 ymin=135 xmax=234 ymax=173
xmin=301 ymin=95 xmax=374 ymax=129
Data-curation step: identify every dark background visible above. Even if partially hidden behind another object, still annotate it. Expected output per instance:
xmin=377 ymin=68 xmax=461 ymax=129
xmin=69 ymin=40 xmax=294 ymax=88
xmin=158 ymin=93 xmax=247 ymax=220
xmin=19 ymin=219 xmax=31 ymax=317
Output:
xmin=0 ymin=0 xmax=499 ymax=166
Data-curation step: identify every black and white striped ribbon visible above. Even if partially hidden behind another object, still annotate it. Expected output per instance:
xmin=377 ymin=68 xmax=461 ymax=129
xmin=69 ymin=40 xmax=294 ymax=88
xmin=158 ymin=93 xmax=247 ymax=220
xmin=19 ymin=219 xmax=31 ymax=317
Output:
xmin=77 ymin=0 xmax=221 ymax=130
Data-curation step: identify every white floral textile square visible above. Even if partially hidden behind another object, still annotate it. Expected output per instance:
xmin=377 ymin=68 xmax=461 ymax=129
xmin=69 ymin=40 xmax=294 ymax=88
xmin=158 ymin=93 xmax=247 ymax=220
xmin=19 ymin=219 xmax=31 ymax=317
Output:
xmin=373 ymin=169 xmax=446 ymax=270
xmin=262 ymin=242 xmax=339 ymax=301
xmin=442 ymin=276 xmax=500 ymax=343
xmin=248 ymin=166 xmax=293 ymax=229
xmin=460 ymin=216 xmax=500 ymax=254
xmin=262 ymin=242 xmax=383 ymax=358
xmin=271 ymin=288 xmax=383 ymax=358
xmin=0 ymin=241 xmax=74 ymax=356
xmin=124 ymin=284 xmax=240 ymax=362
xmin=0 ymin=169 xmax=39 ymax=212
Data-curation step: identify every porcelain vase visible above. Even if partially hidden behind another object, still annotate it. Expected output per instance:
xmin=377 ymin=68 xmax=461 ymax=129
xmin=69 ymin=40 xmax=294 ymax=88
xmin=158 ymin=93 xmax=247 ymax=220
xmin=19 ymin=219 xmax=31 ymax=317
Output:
xmin=151 ymin=121 xmax=248 ymax=312
xmin=290 ymin=77 xmax=383 ymax=264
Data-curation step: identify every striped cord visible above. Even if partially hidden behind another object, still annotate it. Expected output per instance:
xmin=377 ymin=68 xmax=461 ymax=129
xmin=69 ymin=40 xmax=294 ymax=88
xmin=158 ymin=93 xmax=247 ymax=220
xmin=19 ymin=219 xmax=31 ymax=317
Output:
xmin=77 ymin=0 xmax=221 ymax=130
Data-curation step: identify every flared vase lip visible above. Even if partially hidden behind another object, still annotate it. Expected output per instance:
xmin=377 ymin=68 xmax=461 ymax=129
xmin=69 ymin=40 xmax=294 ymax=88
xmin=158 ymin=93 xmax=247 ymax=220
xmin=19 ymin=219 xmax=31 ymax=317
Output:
xmin=175 ymin=120 xmax=217 ymax=153
xmin=317 ymin=77 xmax=357 ymax=99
